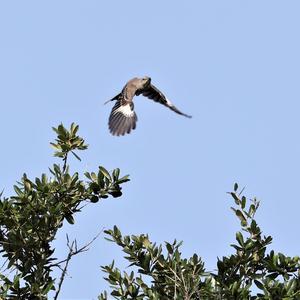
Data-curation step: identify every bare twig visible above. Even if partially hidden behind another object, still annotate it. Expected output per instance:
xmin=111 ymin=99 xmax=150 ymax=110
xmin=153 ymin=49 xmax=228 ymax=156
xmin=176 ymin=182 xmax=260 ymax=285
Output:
xmin=50 ymin=229 xmax=103 ymax=268
xmin=54 ymin=238 xmax=74 ymax=300
xmin=0 ymin=258 xmax=8 ymax=271
xmin=53 ymin=229 xmax=104 ymax=299
xmin=238 ymin=186 xmax=246 ymax=197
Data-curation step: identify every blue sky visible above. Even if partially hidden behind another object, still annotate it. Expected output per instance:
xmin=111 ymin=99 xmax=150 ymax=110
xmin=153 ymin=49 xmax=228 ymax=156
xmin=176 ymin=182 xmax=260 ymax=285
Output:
xmin=1 ymin=1 xmax=300 ymax=299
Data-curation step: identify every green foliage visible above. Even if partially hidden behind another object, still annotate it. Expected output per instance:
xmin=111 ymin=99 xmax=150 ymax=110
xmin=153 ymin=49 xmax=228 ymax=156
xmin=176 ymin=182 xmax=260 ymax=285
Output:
xmin=100 ymin=184 xmax=300 ymax=299
xmin=0 ymin=123 xmax=299 ymax=299
xmin=0 ymin=123 xmax=129 ymax=299
xmin=50 ymin=123 xmax=87 ymax=161
xmin=214 ymin=186 xmax=300 ymax=299
xmin=99 ymin=230 xmax=211 ymax=300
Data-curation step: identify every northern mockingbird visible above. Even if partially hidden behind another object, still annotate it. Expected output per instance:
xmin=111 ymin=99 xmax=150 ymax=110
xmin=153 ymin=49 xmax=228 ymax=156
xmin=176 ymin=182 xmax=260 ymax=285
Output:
xmin=106 ymin=76 xmax=191 ymax=136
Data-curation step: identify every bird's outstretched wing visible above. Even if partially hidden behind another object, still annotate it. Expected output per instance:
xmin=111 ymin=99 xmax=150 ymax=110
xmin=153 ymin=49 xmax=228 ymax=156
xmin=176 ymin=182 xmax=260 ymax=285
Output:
xmin=108 ymin=99 xmax=138 ymax=136
xmin=140 ymin=84 xmax=192 ymax=118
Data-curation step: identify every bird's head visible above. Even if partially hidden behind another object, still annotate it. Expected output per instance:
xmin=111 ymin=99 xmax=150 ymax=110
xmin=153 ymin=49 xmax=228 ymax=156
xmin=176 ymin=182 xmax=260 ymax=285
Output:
xmin=142 ymin=76 xmax=151 ymax=88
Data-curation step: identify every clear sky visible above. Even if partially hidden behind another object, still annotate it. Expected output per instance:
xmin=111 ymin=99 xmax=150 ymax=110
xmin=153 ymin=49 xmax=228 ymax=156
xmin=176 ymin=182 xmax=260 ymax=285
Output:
xmin=0 ymin=1 xmax=300 ymax=299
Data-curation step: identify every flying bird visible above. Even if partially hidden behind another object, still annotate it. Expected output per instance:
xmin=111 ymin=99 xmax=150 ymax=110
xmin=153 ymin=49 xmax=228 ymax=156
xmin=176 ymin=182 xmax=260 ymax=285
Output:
xmin=105 ymin=76 xmax=191 ymax=136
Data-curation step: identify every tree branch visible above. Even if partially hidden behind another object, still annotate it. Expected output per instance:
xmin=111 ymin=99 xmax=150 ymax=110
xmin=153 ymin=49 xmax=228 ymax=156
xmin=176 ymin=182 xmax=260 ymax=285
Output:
xmin=52 ymin=230 xmax=104 ymax=299
xmin=62 ymin=153 xmax=68 ymax=173
xmin=54 ymin=238 xmax=74 ymax=300
xmin=50 ymin=229 xmax=103 ymax=268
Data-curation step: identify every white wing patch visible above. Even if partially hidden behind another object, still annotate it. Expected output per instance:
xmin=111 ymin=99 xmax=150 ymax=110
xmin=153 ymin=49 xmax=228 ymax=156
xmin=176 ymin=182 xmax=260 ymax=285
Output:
xmin=165 ymin=98 xmax=173 ymax=107
xmin=113 ymin=103 xmax=134 ymax=117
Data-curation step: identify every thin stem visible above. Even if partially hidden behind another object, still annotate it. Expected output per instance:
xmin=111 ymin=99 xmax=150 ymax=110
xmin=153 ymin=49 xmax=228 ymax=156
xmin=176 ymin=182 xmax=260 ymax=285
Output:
xmin=53 ymin=230 xmax=104 ymax=298
xmin=54 ymin=240 xmax=74 ymax=300
xmin=49 ymin=229 xmax=104 ymax=268
xmin=62 ymin=153 xmax=68 ymax=173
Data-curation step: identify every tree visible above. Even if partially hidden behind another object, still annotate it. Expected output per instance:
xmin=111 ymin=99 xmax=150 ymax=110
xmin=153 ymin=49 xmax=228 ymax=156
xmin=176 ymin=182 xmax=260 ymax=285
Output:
xmin=0 ymin=123 xmax=129 ymax=299
xmin=0 ymin=124 xmax=299 ymax=300
xmin=99 ymin=185 xmax=300 ymax=299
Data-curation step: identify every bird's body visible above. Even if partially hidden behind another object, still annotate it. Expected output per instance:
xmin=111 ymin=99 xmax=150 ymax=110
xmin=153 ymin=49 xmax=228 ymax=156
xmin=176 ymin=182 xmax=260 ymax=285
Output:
xmin=106 ymin=76 xmax=191 ymax=136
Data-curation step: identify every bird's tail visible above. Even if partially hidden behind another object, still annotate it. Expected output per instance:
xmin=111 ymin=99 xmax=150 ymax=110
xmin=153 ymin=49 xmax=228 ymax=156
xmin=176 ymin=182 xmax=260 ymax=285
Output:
xmin=104 ymin=93 xmax=121 ymax=105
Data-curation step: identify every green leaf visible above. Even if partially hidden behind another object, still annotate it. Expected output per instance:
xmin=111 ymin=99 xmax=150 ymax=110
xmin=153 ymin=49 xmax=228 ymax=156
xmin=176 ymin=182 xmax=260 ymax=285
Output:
xmin=231 ymin=192 xmax=240 ymax=205
xmin=70 ymin=123 xmax=79 ymax=136
xmin=90 ymin=195 xmax=99 ymax=203
xmin=165 ymin=242 xmax=173 ymax=254
xmin=91 ymin=172 xmax=97 ymax=181
xmin=13 ymin=185 xmax=23 ymax=196
xmin=112 ymin=168 xmax=120 ymax=180
xmin=249 ymin=204 xmax=256 ymax=217
xmin=98 ymin=171 xmax=104 ymax=187
xmin=117 ymin=175 xmax=130 ymax=184
xmin=241 ymin=196 xmax=246 ymax=209
xmin=84 ymin=172 xmax=92 ymax=181
xmin=99 ymin=166 xmax=112 ymax=181
xmin=234 ymin=183 xmax=238 ymax=192
xmin=236 ymin=232 xmax=244 ymax=246
xmin=235 ymin=209 xmax=247 ymax=226
xmin=54 ymin=151 xmax=65 ymax=158
xmin=65 ymin=214 xmax=75 ymax=224
xmin=143 ymin=237 xmax=151 ymax=248
xmin=254 ymin=280 xmax=264 ymax=290
xmin=43 ymin=280 xmax=55 ymax=294
xmin=50 ymin=142 xmax=61 ymax=150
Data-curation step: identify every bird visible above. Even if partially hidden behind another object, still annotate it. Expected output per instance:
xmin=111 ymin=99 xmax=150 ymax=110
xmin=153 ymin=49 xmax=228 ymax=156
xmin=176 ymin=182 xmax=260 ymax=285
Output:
xmin=105 ymin=76 xmax=192 ymax=136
